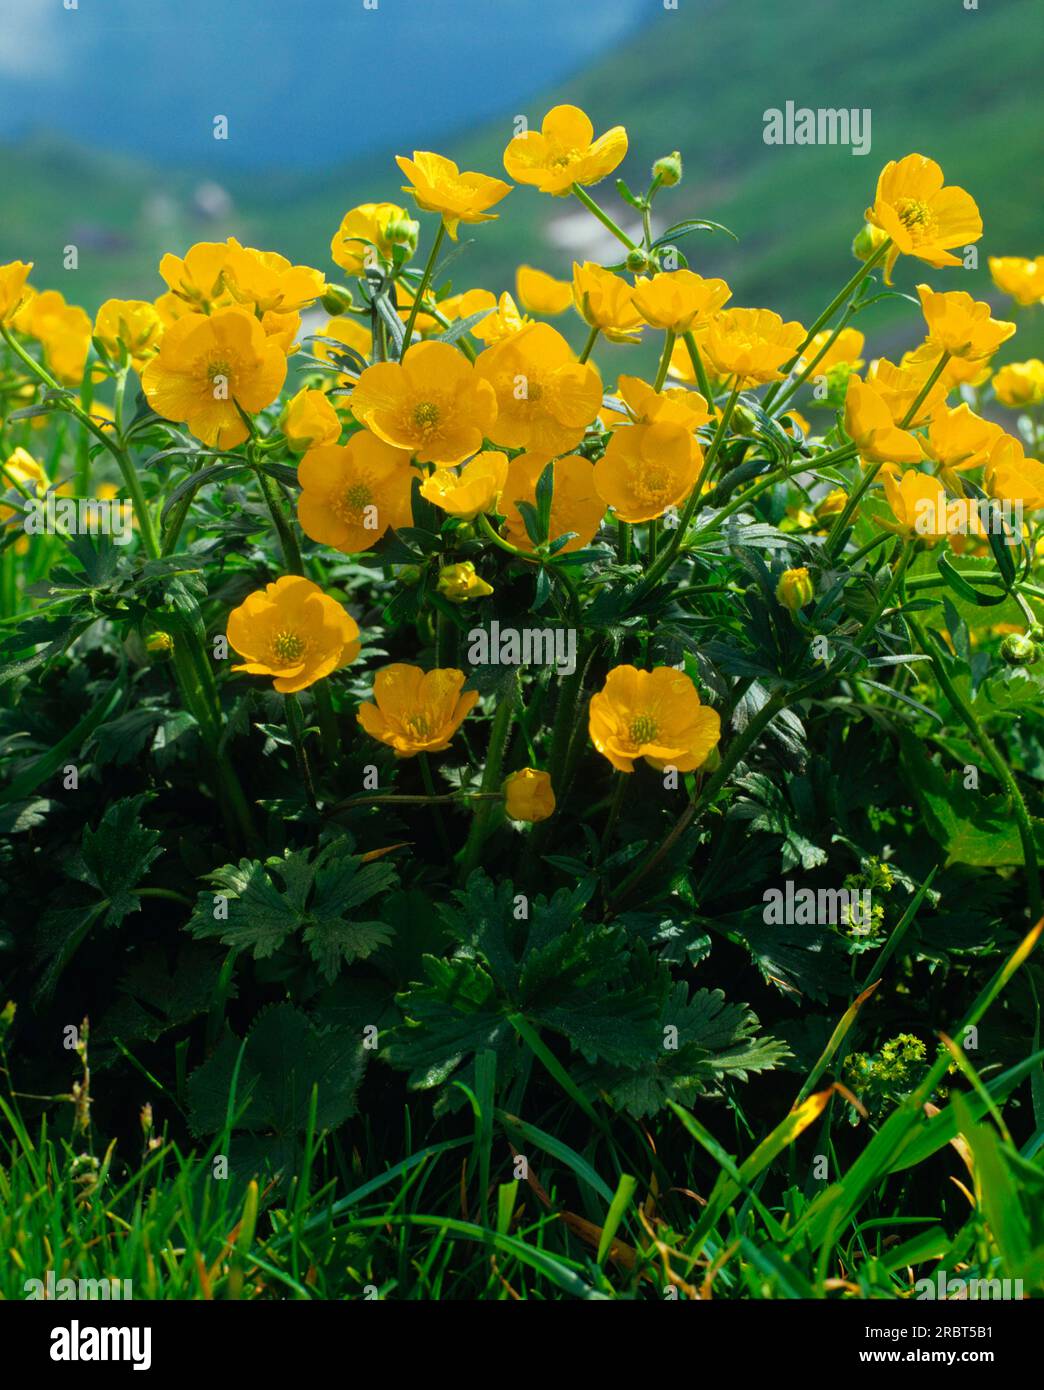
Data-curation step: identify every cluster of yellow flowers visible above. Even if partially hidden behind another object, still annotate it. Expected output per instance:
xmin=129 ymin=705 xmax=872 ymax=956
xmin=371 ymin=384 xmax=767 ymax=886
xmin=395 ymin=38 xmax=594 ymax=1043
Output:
xmin=2 ymin=108 xmax=1041 ymax=822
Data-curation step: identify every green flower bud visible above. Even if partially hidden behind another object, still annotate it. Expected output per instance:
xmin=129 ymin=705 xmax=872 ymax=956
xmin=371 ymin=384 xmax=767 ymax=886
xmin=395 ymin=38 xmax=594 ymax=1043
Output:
xmin=320 ymin=284 xmax=354 ymax=316
xmin=397 ymin=564 xmax=423 ymax=588
xmin=625 ymin=248 xmax=654 ymax=275
xmin=652 ymin=152 xmax=683 ymax=187
xmin=1001 ymin=633 xmax=1039 ymax=665
xmin=387 ymin=215 xmax=420 ymax=255
xmin=775 ymin=566 xmax=815 ymax=613
xmin=851 ymin=221 xmax=889 ymax=264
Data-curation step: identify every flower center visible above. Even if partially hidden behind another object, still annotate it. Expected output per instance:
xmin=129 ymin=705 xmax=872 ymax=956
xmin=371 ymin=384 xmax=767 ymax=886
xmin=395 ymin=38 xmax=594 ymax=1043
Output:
xmin=207 ymin=359 xmax=232 ymax=381
xmin=630 ymin=464 xmax=671 ymax=505
xmin=412 ymin=401 xmax=441 ymax=431
xmin=271 ymin=630 xmax=304 ymax=664
xmin=629 ymin=713 xmax=658 ymax=745
xmin=405 ymin=712 xmax=432 ymax=739
xmin=895 ymin=198 xmax=934 ymax=241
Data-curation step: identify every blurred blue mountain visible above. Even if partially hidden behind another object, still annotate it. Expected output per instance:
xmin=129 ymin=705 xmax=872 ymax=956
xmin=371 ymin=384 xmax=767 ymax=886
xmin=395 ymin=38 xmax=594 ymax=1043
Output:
xmin=0 ymin=0 xmax=650 ymax=170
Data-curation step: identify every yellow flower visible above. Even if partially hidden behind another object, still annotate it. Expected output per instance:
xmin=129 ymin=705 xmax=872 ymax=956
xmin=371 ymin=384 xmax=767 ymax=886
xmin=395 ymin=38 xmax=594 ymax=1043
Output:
xmin=222 ymin=239 xmax=326 ymax=315
xmin=396 ymin=152 xmax=511 ymax=239
xmin=985 ymin=435 xmax=1044 ymax=510
xmin=798 ymin=328 xmax=865 ymax=373
xmin=866 ymin=154 xmax=982 ymax=282
xmin=227 ymin=575 xmax=361 ymax=695
xmin=437 ymin=561 xmax=493 ymax=602
xmin=594 ymin=420 xmax=702 ymax=523
xmin=330 ymin=203 xmax=414 ymax=275
xmin=351 ymin=340 xmax=497 ymax=463
xmin=503 ymin=104 xmax=628 ymax=196
xmin=844 ymin=377 xmax=923 ymax=465
xmin=420 ymin=451 xmax=509 ymax=520
xmin=503 ymin=767 xmax=555 ymax=822
xmin=865 ymin=356 xmax=948 ymax=427
xmin=0 ymin=447 xmax=47 ymax=526
xmin=993 ymin=360 xmax=1044 ymax=409
xmin=357 ymin=664 xmax=478 ymax=757
xmin=611 ymin=375 xmax=712 ymax=432
xmin=989 ymin=256 xmax=1044 ymax=308
xmin=153 ymin=291 xmax=194 ymax=328
xmin=916 ymin=284 xmax=1015 ymax=362
xmin=281 ymin=387 xmax=341 ymax=453
xmin=631 ymin=271 xmax=732 ymax=335
xmin=515 ymin=266 xmax=572 ymax=316
xmin=501 ymin=452 xmax=605 ymax=552
xmin=814 ymin=488 xmax=847 ymax=523
xmin=314 ymin=316 xmax=372 ymax=383
xmin=571 ymin=262 xmax=643 ymax=343
xmin=881 ymin=469 xmax=951 ymax=542
xmin=297 ymin=430 xmax=413 ymax=553
xmin=93 ymin=299 xmax=164 ymax=365
xmin=141 ymin=306 xmax=287 ymax=448
xmin=475 ymin=323 xmax=602 ymax=456
xmin=918 ymin=402 xmax=1003 ymax=475
xmin=0 ymin=261 xmax=33 ymax=323
xmin=467 ymin=291 xmax=529 ymax=344
xmin=159 ymin=241 xmax=238 ymax=312
xmin=16 ymin=290 xmax=92 ymax=385
xmin=588 ymin=665 xmax=721 ymax=774
xmin=901 ymin=340 xmax=990 ymax=390
xmin=260 ymin=309 xmax=302 ymax=356
xmin=700 ymin=308 xmax=806 ymax=389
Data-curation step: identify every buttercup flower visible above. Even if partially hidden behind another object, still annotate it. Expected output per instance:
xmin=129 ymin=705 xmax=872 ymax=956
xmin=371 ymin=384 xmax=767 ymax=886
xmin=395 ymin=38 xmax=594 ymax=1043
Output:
xmin=572 ymin=263 xmax=644 ymax=343
xmin=516 ymin=266 xmax=572 ymax=316
xmin=396 ymin=152 xmax=511 ymax=239
xmin=437 ymin=561 xmax=494 ymax=602
xmin=814 ymin=488 xmax=848 ymax=522
xmin=419 ymin=451 xmax=509 ymax=520
xmin=159 ymin=240 xmax=237 ymax=311
xmin=501 ymin=453 xmax=605 ymax=552
xmin=985 ymin=435 xmax=1044 ymax=510
xmin=0 ymin=261 xmax=33 ymax=323
xmin=776 ymin=567 xmax=815 ymax=613
xmin=502 ymin=767 xmax=555 ymax=822
xmin=901 ymin=340 xmax=990 ymax=390
xmin=918 ymin=402 xmax=1003 ymax=476
xmin=475 ymin=323 xmax=602 ymax=456
xmin=700 ymin=308 xmax=806 ymax=388
xmin=260 ymin=309 xmax=302 ymax=356
xmin=93 ymin=299 xmax=164 ymax=365
xmin=351 ymin=340 xmax=497 ymax=463
xmin=281 ymin=387 xmax=341 ymax=453
xmin=631 ymin=271 xmax=732 ymax=335
xmin=357 ymin=664 xmax=478 ymax=757
xmin=844 ymin=377 xmax=922 ymax=465
xmin=993 ymin=360 xmax=1044 ymax=409
xmin=866 ymin=154 xmax=982 ymax=282
xmin=16 ymin=290 xmax=92 ymax=385
xmin=594 ymin=420 xmax=702 ymax=522
xmin=916 ymin=284 xmax=1015 ymax=361
xmin=466 ymin=291 xmax=529 ymax=344
xmin=881 ymin=469 xmax=951 ymax=542
xmin=798 ymin=328 xmax=866 ymax=374
xmin=588 ymin=665 xmax=721 ymax=773
xmin=297 ymin=430 xmax=413 ymax=552
xmin=141 ymin=306 xmax=287 ymax=448
xmin=865 ymin=356 xmax=948 ymax=427
xmin=227 ymin=575 xmax=361 ymax=694
xmin=331 ymin=203 xmax=414 ymax=275
xmin=503 ymin=104 xmax=627 ymax=195
xmin=222 ymin=240 xmax=326 ymax=315
xmin=611 ymin=375 xmax=712 ymax=433
xmin=989 ymin=256 xmax=1044 ymax=308
xmin=0 ymin=448 xmax=47 ymax=526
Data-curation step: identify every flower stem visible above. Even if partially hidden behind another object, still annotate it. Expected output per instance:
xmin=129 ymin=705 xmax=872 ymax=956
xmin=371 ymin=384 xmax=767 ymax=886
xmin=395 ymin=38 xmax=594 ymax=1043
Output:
xmin=401 ymin=223 xmax=446 ymax=356
xmin=571 ymin=184 xmax=638 ymax=251
xmin=578 ymin=326 xmax=600 ymax=364
xmin=285 ymin=693 xmax=318 ymax=810
xmin=652 ymin=331 xmax=676 ymax=391
xmin=683 ymin=331 xmax=714 ymax=404
xmin=458 ymin=671 xmax=517 ymax=882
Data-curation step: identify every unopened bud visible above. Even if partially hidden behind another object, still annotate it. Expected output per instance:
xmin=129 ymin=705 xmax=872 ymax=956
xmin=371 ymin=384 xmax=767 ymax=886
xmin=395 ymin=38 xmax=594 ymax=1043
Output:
xmin=852 ymin=222 xmax=889 ymax=264
xmin=397 ymin=564 xmax=423 ymax=588
xmin=776 ymin=566 xmax=815 ymax=613
xmin=320 ymin=284 xmax=354 ymax=316
xmin=1001 ymin=633 xmax=1038 ymax=666
xmin=653 ymin=152 xmax=683 ymax=187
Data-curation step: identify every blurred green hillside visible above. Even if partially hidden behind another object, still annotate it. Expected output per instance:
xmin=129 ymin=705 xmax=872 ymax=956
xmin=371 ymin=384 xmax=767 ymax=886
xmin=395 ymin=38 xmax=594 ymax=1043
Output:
xmin=1 ymin=0 xmax=1040 ymax=368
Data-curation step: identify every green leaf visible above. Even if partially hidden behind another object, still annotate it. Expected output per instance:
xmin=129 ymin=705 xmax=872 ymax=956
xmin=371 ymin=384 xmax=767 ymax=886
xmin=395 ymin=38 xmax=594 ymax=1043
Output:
xmin=76 ymin=794 xmax=163 ymax=928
